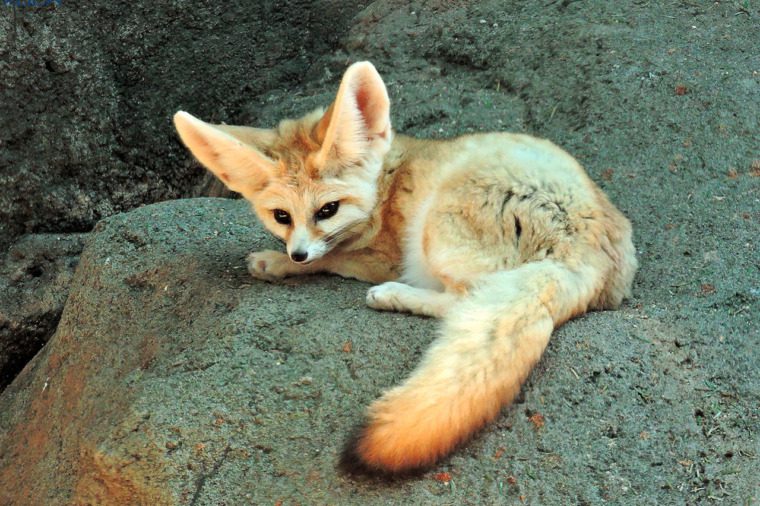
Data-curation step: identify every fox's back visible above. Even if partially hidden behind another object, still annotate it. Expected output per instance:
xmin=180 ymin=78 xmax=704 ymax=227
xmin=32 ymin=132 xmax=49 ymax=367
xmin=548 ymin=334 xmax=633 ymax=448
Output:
xmin=388 ymin=131 xmax=635 ymax=308
xmin=395 ymin=132 xmax=593 ymax=190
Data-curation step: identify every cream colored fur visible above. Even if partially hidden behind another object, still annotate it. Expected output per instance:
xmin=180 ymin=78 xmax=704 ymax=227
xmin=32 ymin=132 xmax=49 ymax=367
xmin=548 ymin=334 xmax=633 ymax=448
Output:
xmin=173 ymin=61 xmax=637 ymax=474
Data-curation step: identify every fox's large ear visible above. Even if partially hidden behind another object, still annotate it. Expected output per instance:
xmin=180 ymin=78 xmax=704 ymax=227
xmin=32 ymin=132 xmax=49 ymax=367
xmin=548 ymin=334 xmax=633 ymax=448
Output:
xmin=314 ymin=61 xmax=391 ymax=170
xmin=213 ymin=124 xmax=278 ymax=153
xmin=173 ymin=111 xmax=277 ymax=198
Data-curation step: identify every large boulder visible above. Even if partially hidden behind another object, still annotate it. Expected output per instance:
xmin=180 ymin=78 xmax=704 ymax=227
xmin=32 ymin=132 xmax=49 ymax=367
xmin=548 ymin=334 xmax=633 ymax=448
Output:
xmin=1 ymin=198 xmax=757 ymax=504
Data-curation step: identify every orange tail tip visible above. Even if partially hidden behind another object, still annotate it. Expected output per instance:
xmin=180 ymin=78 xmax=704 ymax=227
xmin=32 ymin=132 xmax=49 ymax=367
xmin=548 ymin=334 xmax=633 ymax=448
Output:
xmin=339 ymin=385 xmax=507 ymax=476
xmin=339 ymin=421 xmax=448 ymax=477
xmin=338 ymin=423 xmax=427 ymax=478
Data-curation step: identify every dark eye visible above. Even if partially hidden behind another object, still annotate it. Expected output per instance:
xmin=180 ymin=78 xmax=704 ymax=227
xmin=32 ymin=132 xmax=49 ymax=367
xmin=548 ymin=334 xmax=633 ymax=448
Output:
xmin=273 ymin=209 xmax=292 ymax=225
xmin=315 ymin=201 xmax=340 ymax=221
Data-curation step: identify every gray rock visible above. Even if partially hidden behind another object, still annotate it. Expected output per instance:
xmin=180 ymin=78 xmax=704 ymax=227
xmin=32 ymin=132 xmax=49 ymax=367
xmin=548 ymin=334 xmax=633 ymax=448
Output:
xmin=0 ymin=233 xmax=87 ymax=391
xmin=0 ymin=1 xmax=366 ymax=252
xmin=0 ymin=197 xmax=757 ymax=505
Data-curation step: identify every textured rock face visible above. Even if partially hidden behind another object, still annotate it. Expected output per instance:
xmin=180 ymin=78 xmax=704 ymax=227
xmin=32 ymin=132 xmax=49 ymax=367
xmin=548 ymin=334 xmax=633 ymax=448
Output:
xmin=0 ymin=194 xmax=756 ymax=503
xmin=0 ymin=2 xmax=364 ymax=252
xmin=0 ymin=199 xmax=269 ymax=504
xmin=0 ymin=233 xmax=86 ymax=390
xmin=0 ymin=198 xmax=428 ymax=505
xmin=0 ymin=200 xmax=230 ymax=505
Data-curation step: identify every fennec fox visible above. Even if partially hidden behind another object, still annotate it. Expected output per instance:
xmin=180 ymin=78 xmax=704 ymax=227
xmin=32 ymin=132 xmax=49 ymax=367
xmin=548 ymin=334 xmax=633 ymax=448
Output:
xmin=173 ymin=61 xmax=637 ymax=475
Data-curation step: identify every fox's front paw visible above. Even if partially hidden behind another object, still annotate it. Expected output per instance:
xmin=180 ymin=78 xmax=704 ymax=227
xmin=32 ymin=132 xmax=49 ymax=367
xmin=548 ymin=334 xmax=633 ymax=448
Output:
xmin=246 ymin=250 xmax=292 ymax=281
xmin=367 ymin=282 xmax=455 ymax=317
xmin=366 ymin=282 xmax=411 ymax=312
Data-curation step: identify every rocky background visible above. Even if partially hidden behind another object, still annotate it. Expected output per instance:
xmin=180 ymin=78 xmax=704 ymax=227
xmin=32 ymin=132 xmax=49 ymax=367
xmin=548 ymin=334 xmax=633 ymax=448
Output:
xmin=1 ymin=1 xmax=758 ymax=504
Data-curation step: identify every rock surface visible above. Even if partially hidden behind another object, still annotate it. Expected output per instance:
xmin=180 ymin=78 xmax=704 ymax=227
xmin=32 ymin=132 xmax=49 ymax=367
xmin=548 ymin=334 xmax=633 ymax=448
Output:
xmin=1 ymin=197 xmax=757 ymax=505
xmin=0 ymin=233 xmax=86 ymax=390
xmin=0 ymin=1 xmax=366 ymax=251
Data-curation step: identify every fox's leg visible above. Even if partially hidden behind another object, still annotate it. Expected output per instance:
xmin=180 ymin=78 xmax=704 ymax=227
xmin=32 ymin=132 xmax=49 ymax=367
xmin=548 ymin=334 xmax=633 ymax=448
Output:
xmin=246 ymin=250 xmax=313 ymax=281
xmin=315 ymin=250 xmax=398 ymax=284
xmin=366 ymin=282 xmax=459 ymax=318
xmin=247 ymin=248 xmax=398 ymax=284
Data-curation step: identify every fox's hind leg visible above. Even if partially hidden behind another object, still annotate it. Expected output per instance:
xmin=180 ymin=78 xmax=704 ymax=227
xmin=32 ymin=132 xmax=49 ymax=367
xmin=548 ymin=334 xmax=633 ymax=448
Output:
xmin=366 ymin=282 xmax=459 ymax=318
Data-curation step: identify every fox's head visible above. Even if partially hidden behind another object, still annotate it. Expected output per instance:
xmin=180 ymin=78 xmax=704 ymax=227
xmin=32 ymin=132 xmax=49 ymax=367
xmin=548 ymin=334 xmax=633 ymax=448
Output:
xmin=173 ymin=62 xmax=392 ymax=264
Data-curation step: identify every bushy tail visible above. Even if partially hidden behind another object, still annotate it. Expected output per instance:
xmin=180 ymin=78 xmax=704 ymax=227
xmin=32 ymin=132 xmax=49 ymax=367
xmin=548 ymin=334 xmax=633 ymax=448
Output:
xmin=341 ymin=259 xmax=604 ymax=475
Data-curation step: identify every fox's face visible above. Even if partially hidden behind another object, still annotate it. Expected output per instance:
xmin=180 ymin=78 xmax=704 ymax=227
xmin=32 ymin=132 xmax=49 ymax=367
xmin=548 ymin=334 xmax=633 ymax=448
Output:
xmin=174 ymin=62 xmax=392 ymax=263
xmin=250 ymin=147 xmax=382 ymax=263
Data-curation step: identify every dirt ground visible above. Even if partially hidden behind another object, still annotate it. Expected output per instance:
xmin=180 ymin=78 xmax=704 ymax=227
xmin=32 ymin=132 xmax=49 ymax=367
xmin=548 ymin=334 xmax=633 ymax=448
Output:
xmin=0 ymin=1 xmax=758 ymax=505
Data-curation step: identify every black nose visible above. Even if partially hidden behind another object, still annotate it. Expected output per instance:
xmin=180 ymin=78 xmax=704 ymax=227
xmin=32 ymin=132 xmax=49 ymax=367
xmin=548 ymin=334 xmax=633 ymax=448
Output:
xmin=290 ymin=251 xmax=308 ymax=263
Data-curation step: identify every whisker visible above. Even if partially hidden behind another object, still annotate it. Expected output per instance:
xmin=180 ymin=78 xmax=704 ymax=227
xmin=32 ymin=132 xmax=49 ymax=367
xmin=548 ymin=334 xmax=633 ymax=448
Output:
xmin=324 ymin=219 xmax=366 ymax=246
